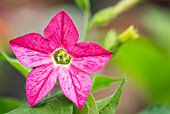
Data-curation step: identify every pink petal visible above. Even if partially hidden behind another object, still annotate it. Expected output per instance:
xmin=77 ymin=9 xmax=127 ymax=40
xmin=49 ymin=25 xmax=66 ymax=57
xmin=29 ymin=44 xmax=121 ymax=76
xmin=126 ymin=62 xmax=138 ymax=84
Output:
xmin=9 ymin=33 xmax=52 ymax=67
xmin=58 ymin=65 xmax=92 ymax=109
xmin=44 ymin=11 xmax=79 ymax=51
xmin=71 ymin=42 xmax=113 ymax=74
xmin=26 ymin=63 xmax=58 ymax=106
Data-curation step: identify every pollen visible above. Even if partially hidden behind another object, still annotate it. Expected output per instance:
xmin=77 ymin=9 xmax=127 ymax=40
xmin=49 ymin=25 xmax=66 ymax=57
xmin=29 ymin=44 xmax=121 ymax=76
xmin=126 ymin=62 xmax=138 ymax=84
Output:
xmin=53 ymin=49 xmax=71 ymax=65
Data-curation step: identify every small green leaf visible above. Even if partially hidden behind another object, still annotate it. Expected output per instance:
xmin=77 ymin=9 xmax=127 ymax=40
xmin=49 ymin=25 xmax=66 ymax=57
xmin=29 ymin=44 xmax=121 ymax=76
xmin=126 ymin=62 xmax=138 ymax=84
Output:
xmin=0 ymin=98 xmax=22 ymax=114
xmin=92 ymin=75 xmax=122 ymax=92
xmin=97 ymin=78 xmax=125 ymax=114
xmin=104 ymin=30 xmax=118 ymax=50
xmin=90 ymin=0 xmax=140 ymax=27
xmin=0 ymin=50 xmax=31 ymax=77
xmin=74 ymin=93 xmax=99 ymax=114
xmin=7 ymin=93 xmax=73 ymax=114
xmin=75 ymin=0 xmax=90 ymax=12
xmin=139 ymin=105 xmax=170 ymax=114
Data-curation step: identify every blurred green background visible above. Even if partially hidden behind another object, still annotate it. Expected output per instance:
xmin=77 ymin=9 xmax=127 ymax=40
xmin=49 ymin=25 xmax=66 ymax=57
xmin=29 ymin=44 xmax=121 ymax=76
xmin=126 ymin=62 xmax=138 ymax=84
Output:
xmin=0 ymin=0 xmax=170 ymax=114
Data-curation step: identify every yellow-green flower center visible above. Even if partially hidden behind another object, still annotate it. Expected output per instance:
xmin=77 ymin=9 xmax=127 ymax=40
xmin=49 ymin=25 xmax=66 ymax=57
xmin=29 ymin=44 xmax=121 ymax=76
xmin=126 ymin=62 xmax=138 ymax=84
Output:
xmin=54 ymin=49 xmax=71 ymax=65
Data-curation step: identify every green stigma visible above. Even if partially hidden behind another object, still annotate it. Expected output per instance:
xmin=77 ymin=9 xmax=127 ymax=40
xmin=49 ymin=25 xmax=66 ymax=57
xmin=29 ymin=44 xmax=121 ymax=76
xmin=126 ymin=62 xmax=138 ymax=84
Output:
xmin=53 ymin=49 xmax=71 ymax=65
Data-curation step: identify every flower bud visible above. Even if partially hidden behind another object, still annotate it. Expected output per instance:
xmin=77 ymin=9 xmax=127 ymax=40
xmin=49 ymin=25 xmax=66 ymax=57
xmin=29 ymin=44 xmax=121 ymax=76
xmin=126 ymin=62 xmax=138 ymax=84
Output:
xmin=104 ymin=30 xmax=118 ymax=50
xmin=118 ymin=25 xmax=139 ymax=43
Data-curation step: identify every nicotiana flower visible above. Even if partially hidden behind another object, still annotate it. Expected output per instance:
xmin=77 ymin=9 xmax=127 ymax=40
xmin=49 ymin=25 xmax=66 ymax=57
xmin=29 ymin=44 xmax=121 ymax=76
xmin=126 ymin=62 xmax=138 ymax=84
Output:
xmin=9 ymin=11 xmax=113 ymax=109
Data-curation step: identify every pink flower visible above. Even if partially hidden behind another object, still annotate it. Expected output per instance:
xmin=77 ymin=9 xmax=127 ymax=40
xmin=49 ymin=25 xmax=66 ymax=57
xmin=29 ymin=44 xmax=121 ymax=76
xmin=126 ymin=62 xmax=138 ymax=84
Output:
xmin=9 ymin=11 xmax=113 ymax=109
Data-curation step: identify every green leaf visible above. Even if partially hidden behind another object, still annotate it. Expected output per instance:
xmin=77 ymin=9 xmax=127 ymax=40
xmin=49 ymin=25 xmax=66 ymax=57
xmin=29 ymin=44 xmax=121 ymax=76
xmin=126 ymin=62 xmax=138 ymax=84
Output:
xmin=92 ymin=75 xmax=122 ymax=92
xmin=97 ymin=78 xmax=125 ymax=114
xmin=97 ymin=96 xmax=112 ymax=111
xmin=74 ymin=93 xmax=99 ymax=114
xmin=0 ymin=50 xmax=31 ymax=77
xmin=104 ymin=30 xmax=118 ymax=50
xmin=139 ymin=105 xmax=170 ymax=114
xmin=0 ymin=98 xmax=22 ymax=114
xmin=75 ymin=0 xmax=90 ymax=13
xmin=7 ymin=93 xmax=73 ymax=114
xmin=90 ymin=0 xmax=140 ymax=27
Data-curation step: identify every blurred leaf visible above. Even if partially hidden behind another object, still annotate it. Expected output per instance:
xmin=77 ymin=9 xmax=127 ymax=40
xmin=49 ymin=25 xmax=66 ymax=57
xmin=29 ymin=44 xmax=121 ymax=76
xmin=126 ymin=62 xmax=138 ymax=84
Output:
xmin=75 ymin=0 xmax=90 ymax=13
xmin=0 ymin=50 xmax=31 ymax=77
xmin=139 ymin=105 xmax=170 ymax=114
xmin=90 ymin=0 xmax=140 ymax=27
xmin=92 ymin=75 xmax=122 ymax=92
xmin=7 ymin=93 xmax=73 ymax=114
xmin=97 ymin=78 xmax=125 ymax=114
xmin=74 ymin=93 xmax=99 ymax=114
xmin=143 ymin=7 xmax=170 ymax=54
xmin=104 ymin=30 xmax=118 ymax=50
xmin=114 ymin=38 xmax=170 ymax=104
xmin=0 ymin=98 xmax=22 ymax=114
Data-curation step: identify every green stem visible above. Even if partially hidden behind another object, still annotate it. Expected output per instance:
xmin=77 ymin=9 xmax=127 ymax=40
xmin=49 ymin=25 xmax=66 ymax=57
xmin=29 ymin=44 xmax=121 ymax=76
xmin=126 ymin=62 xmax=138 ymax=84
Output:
xmin=113 ymin=0 xmax=141 ymax=16
xmin=83 ymin=22 xmax=94 ymax=41
xmin=83 ymin=10 xmax=92 ymax=41
xmin=83 ymin=0 xmax=141 ymax=41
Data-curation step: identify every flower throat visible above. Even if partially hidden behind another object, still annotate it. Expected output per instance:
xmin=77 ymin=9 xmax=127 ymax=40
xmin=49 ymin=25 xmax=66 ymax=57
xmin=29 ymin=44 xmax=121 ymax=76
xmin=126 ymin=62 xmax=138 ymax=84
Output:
xmin=54 ymin=49 xmax=71 ymax=65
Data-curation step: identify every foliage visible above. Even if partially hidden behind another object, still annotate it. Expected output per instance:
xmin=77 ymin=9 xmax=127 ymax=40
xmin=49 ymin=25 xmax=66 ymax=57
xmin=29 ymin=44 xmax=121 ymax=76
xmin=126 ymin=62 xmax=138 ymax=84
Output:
xmin=97 ymin=78 xmax=125 ymax=114
xmin=0 ymin=50 xmax=31 ymax=77
xmin=7 ymin=79 xmax=125 ymax=114
xmin=139 ymin=105 xmax=170 ymax=114
xmin=7 ymin=93 xmax=73 ymax=114
xmin=92 ymin=75 xmax=122 ymax=92
xmin=0 ymin=98 xmax=22 ymax=114
xmin=73 ymin=93 xmax=99 ymax=114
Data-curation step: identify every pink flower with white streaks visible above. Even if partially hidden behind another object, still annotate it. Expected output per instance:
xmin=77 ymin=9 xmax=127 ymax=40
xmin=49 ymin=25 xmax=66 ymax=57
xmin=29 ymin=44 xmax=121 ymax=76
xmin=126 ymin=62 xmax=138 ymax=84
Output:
xmin=9 ymin=11 xmax=113 ymax=109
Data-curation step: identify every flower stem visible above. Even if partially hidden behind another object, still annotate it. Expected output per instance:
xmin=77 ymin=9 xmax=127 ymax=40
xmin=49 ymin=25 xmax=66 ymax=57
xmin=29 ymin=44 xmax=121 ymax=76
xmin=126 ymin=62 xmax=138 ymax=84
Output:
xmin=83 ymin=0 xmax=141 ymax=41
xmin=83 ymin=10 xmax=92 ymax=41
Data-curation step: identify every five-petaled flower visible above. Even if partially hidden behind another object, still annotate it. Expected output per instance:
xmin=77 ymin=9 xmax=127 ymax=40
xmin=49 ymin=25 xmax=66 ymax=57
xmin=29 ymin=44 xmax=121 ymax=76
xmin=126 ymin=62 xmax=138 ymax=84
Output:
xmin=9 ymin=11 xmax=113 ymax=109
